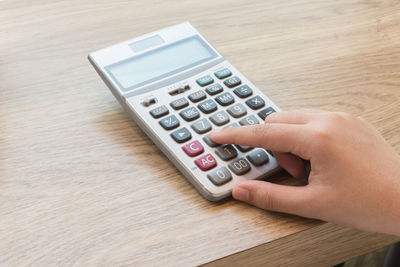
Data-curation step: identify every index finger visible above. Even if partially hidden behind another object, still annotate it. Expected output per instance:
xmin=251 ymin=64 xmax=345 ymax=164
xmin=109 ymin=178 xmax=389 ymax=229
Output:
xmin=210 ymin=123 xmax=312 ymax=159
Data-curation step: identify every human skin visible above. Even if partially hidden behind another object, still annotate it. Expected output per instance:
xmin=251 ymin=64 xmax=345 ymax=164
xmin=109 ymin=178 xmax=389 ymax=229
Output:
xmin=210 ymin=110 xmax=400 ymax=236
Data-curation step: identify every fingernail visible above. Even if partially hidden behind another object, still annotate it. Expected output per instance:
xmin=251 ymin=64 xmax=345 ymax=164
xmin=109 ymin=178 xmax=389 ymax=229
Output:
xmin=233 ymin=187 xmax=250 ymax=202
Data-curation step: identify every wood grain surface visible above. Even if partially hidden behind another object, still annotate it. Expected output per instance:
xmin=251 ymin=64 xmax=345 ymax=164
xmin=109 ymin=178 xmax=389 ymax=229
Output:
xmin=1 ymin=0 xmax=399 ymax=266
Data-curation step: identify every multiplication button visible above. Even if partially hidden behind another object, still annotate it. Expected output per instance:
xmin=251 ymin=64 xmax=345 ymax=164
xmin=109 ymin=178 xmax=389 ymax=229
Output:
xmin=170 ymin=97 xmax=189 ymax=110
xmin=159 ymin=115 xmax=180 ymax=130
xmin=198 ymin=99 xmax=217 ymax=114
xmin=180 ymin=106 xmax=200 ymax=121
xmin=215 ymin=92 xmax=234 ymax=106
xmin=207 ymin=167 xmax=232 ymax=186
xmin=171 ymin=127 xmax=192 ymax=143
xmin=233 ymin=85 xmax=253 ymax=98
xmin=191 ymin=118 xmax=212 ymax=134
xmin=228 ymin=158 xmax=251 ymax=175
xmin=245 ymin=96 xmax=265 ymax=110
xmin=223 ymin=76 xmax=241 ymax=88
xmin=150 ymin=105 xmax=169 ymax=118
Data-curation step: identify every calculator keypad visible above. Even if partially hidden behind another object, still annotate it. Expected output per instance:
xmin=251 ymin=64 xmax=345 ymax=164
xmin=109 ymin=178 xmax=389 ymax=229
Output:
xmin=138 ymin=65 xmax=279 ymax=197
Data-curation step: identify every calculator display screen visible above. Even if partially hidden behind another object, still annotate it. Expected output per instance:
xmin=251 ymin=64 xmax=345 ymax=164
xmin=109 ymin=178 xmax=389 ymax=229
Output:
xmin=106 ymin=36 xmax=217 ymax=90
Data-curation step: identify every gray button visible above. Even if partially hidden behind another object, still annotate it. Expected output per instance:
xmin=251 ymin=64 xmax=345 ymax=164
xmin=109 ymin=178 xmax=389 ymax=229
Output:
xmin=209 ymin=111 xmax=230 ymax=126
xmin=239 ymin=115 xmax=260 ymax=126
xmin=191 ymin=118 xmax=212 ymax=134
xmin=215 ymin=92 xmax=234 ymax=106
xmin=159 ymin=115 xmax=180 ymax=130
xmin=247 ymin=149 xmax=269 ymax=166
xmin=198 ymin=99 xmax=218 ymax=114
xmin=235 ymin=145 xmax=253 ymax=152
xmin=207 ymin=167 xmax=232 ymax=186
xmin=227 ymin=103 xmax=247 ymax=118
xmin=224 ymin=122 xmax=240 ymax=128
xmin=215 ymin=145 xmax=238 ymax=161
xmin=228 ymin=158 xmax=251 ymax=175
xmin=170 ymin=97 xmax=189 ymax=110
xmin=150 ymin=105 xmax=169 ymax=118
xmin=203 ymin=134 xmax=220 ymax=147
xmin=180 ymin=106 xmax=200 ymax=121
xmin=170 ymin=127 xmax=192 ymax=143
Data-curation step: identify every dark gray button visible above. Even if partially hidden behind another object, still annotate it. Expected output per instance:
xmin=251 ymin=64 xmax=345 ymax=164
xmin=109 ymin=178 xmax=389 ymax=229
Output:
xmin=245 ymin=96 xmax=265 ymax=110
xmin=188 ymin=90 xmax=206 ymax=102
xmin=170 ymin=97 xmax=189 ymax=110
xmin=180 ymin=106 xmax=200 ymax=121
xmin=235 ymin=145 xmax=253 ymax=152
xmin=210 ymin=111 xmax=230 ymax=126
xmin=224 ymin=122 xmax=240 ymax=128
xmin=150 ymin=105 xmax=169 ymax=118
xmin=198 ymin=99 xmax=217 ymax=114
xmin=215 ymin=92 xmax=234 ymax=106
xmin=170 ymin=127 xmax=192 ymax=143
xmin=215 ymin=145 xmax=238 ymax=161
xmin=191 ymin=118 xmax=212 ymax=134
xmin=223 ymin=76 xmax=241 ymax=88
xmin=228 ymin=158 xmax=251 ymax=175
xmin=207 ymin=167 xmax=232 ymax=186
xmin=247 ymin=149 xmax=269 ymax=166
xmin=203 ymin=134 xmax=220 ymax=147
xmin=239 ymin=115 xmax=260 ymax=126
xmin=233 ymin=85 xmax=253 ymax=98
xmin=159 ymin=115 xmax=180 ymax=130
xmin=258 ymin=107 xmax=276 ymax=120
xmin=205 ymin=83 xmax=223 ymax=95
xmin=227 ymin=103 xmax=247 ymax=118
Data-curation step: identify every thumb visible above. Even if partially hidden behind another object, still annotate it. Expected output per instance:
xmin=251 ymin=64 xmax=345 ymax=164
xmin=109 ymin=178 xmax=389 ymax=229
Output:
xmin=232 ymin=180 xmax=315 ymax=216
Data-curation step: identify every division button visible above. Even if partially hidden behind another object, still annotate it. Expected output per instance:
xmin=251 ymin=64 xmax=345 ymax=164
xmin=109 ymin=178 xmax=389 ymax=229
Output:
xmin=170 ymin=127 xmax=192 ymax=143
xmin=207 ymin=167 xmax=232 ymax=186
xmin=170 ymin=97 xmax=189 ymax=110
xmin=195 ymin=153 xmax=217 ymax=171
xmin=182 ymin=140 xmax=204 ymax=157
xmin=228 ymin=158 xmax=251 ymax=175
xmin=159 ymin=115 xmax=180 ymax=130
xmin=179 ymin=106 xmax=200 ymax=121
xmin=191 ymin=118 xmax=212 ymax=134
xmin=196 ymin=75 xmax=214 ymax=87
xmin=215 ymin=145 xmax=238 ymax=161
xmin=188 ymin=90 xmax=207 ymax=103
xmin=198 ymin=99 xmax=218 ymax=114
xmin=205 ymin=83 xmax=223 ymax=95
xmin=214 ymin=68 xmax=232 ymax=79
xmin=239 ymin=115 xmax=260 ymax=126
xmin=210 ymin=110 xmax=230 ymax=126
xmin=227 ymin=103 xmax=247 ymax=118
xmin=245 ymin=95 xmax=265 ymax=110
xmin=247 ymin=149 xmax=270 ymax=166
xmin=233 ymin=85 xmax=253 ymax=98
xmin=203 ymin=134 xmax=220 ymax=147
xmin=223 ymin=76 xmax=242 ymax=88
xmin=150 ymin=105 xmax=169 ymax=118
xmin=215 ymin=92 xmax=235 ymax=106
xmin=258 ymin=107 xmax=276 ymax=120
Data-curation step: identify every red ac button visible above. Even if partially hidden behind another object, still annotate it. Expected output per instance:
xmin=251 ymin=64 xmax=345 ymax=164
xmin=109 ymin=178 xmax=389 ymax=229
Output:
xmin=195 ymin=153 xmax=217 ymax=171
xmin=182 ymin=140 xmax=204 ymax=157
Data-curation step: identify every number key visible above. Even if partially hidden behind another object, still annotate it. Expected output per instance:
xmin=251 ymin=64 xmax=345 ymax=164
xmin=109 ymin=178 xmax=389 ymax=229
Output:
xmin=207 ymin=167 xmax=232 ymax=186
xmin=239 ymin=115 xmax=260 ymax=126
xmin=191 ymin=118 xmax=212 ymax=134
xmin=227 ymin=103 xmax=247 ymax=118
xmin=228 ymin=158 xmax=251 ymax=175
xmin=215 ymin=145 xmax=237 ymax=161
xmin=210 ymin=111 xmax=230 ymax=126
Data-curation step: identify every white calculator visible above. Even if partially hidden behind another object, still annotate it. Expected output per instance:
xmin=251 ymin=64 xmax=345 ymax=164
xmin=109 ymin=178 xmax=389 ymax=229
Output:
xmin=88 ymin=22 xmax=281 ymax=201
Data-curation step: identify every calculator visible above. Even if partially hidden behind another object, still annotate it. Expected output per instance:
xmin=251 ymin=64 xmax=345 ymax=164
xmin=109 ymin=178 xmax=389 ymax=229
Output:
xmin=88 ymin=22 xmax=281 ymax=201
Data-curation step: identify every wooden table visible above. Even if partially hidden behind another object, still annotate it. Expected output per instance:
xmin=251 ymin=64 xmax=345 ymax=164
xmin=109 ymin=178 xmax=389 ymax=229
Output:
xmin=1 ymin=0 xmax=399 ymax=266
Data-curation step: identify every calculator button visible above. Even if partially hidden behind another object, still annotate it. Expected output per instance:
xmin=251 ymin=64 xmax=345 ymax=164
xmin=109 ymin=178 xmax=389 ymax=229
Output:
xmin=247 ymin=149 xmax=270 ymax=166
xmin=258 ymin=107 xmax=276 ymax=120
xmin=170 ymin=97 xmax=189 ymax=110
xmin=224 ymin=122 xmax=240 ymax=128
xmin=235 ymin=145 xmax=253 ymax=152
xmin=205 ymin=83 xmax=223 ymax=95
xmin=150 ymin=105 xmax=169 ymax=118
xmin=198 ymin=99 xmax=218 ymax=114
xmin=188 ymin=90 xmax=207 ymax=103
xmin=228 ymin=158 xmax=251 ymax=175
xmin=239 ymin=115 xmax=260 ymax=126
xmin=245 ymin=96 xmax=265 ymax=110
xmin=182 ymin=140 xmax=204 ymax=157
xmin=203 ymin=134 xmax=220 ymax=147
xmin=207 ymin=167 xmax=232 ymax=186
xmin=215 ymin=145 xmax=238 ymax=161
xmin=191 ymin=118 xmax=212 ymax=134
xmin=233 ymin=85 xmax=253 ymax=98
xmin=171 ymin=127 xmax=192 ymax=143
xmin=196 ymin=75 xmax=214 ymax=87
xmin=210 ymin=111 xmax=230 ymax=126
xmin=215 ymin=92 xmax=235 ymax=106
xmin=159 ymin=115 xmax=180 ymax=130
xmin=223 ymin=76 xmax=242 ymax=88
xmin=195 ymin=153 xmax=217 ymax=171
xmin=180 ymin=107 xmax=200 ymax=121
xmin=214 ymin=68 xmax=232 ymax=79
xmin=227 ymin=103 xmax=247 ymax=118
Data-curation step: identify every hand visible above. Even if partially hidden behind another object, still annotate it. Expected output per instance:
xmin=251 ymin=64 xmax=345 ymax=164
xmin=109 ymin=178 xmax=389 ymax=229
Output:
xmin=211 ymin=110 xmax=400 ymax=235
